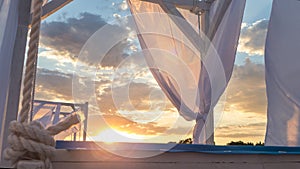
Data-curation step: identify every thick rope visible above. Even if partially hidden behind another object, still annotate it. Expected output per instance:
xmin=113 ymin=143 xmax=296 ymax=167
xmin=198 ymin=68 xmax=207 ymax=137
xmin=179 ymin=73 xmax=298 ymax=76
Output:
xmin=4 ymin=0 xmax=81 ymax=168
xmin=19 ymin=0 xmax=43 ymax=123
xmin=4 ymin=114 xmax=81 ymax=169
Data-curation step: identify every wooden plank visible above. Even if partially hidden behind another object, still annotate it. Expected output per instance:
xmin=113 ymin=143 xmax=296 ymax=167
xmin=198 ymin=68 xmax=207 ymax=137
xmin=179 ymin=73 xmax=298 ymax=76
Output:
xmin=31 ymin=102 xmax=46 ymax=121
xmin=34 ymin=99 xmax=80 ymax=107
xmin=53 ymin=104 xmax=61 ymax=124
xmin=82 ymin=102 xmax=88 ymax=141
xmin=42 ymin=0 xmax=73 ymax=19
xmin=141 ymin=0 xmax=210 ymax=11
xmin=52 ymin=149 xmax=298 ymax=163
xmin=0 ymin=0 xmax=32 ymax=167
xmin=141 ymin=0 xmax=194 ymax=10
xmin=28 ymin=0 xmax=73 ymax=25
xmin=53 ymin=162 xmax=266 ymax=169
xmin=41 ymin=0 xmax=73 ymax=19
xmin=52 ymin=142 xmax=300 ymax=169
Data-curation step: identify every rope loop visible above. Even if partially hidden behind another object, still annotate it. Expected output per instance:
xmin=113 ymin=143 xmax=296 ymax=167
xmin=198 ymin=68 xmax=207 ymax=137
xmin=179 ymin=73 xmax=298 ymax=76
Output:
xmin=4 ymin=114 xmax=81 ymax=169
xmin=4 ymin=121 xmax=55 ymax=169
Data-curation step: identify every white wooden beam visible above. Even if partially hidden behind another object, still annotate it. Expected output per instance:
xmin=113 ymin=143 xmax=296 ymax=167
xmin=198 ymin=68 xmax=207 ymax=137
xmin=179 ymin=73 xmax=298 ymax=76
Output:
xmin=50 ymin=146 xmax=300 ymax=169
xmin=82 ymin=102 xmax=88 ymax=141
xmin=34 ymin=99 xmax=80 ymax=107
xmin=41 ymin=0 xmax=73 ymax=19
xmin=53 ymin=104 xmax=61 ymax=124
xmin=141 ymin=0 xmax=211 ymax=11
xmin=31 ymin=102 xmax=46 ymax=121
xmin=29 ymin=0 xmax=73 ymax=24
xmin=141 ymin=0 xmax=194 ymax=9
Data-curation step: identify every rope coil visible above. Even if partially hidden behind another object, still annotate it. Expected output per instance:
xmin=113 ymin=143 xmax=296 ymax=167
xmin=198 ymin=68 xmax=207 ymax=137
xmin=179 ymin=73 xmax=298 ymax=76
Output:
xmin=4 ymin=115 xmax=80 ymax=169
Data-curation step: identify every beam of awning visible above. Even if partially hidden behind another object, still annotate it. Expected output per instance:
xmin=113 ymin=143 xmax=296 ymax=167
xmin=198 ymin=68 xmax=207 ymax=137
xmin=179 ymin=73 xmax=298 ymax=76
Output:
xmin=141 ymin=0 xmax=213 ymax=11
xmin=29 ymin=0 xmax=73 ymax=26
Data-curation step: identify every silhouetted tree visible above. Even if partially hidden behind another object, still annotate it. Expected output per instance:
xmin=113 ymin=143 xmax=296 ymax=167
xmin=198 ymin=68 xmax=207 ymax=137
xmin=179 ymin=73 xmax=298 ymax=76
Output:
xmin=255 ymin=141 xmax=264 ymax=146
xmin=179 ymin=138 xmax=193 ymax=144
xmin=227 ymin=141 xmax=265 ymax=146
xmin=227 ymin=141 xmax=254 ymax=146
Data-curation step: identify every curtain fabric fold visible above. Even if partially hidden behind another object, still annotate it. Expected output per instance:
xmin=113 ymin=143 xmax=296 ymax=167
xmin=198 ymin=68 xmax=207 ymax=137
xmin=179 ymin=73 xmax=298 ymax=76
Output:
xmin=194 ymin=0 xmax=245 ymax=144
xmin=128 ymin=0 xmax=245 ymax=144
xmin=265 ymin=0 xmax=300 ymax=146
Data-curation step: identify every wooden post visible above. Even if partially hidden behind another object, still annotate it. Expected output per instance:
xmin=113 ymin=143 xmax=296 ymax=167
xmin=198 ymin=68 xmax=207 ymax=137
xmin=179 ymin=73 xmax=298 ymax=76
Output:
xmin=0 ymin=0 xmax=32 ymax=167
xmin=202 ymin=0 xmax=232 ymax=145
xmin=53 ymin=104 xmax=62 ymax=124
xmin=83 ymin=102 xmax=88 ymax=141
xmin=200 ymin=3 xmax=215 ymax=145
xmin=0 ymin=0 xmax=74 ymax=167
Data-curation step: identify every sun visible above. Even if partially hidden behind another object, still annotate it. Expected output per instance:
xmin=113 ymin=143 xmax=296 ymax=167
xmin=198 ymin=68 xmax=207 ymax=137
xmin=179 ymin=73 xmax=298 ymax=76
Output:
xmin=89 ymin=128 xmax=148 ymax=143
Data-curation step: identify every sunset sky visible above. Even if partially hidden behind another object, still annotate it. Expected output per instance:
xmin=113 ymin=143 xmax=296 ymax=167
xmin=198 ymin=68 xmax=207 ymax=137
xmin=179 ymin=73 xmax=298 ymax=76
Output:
xmin=34 ymin=0 xmax=273 ymax=145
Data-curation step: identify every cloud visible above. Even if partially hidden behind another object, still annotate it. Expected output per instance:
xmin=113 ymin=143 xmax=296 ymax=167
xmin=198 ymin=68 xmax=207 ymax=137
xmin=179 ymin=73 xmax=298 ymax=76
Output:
xmin=40 ymin=12 xmax=131 ymax=67
xmin=214 ymin=58 xmax=268 ymax=144
xmin=35 ymin=67 xmax=174 ymax=136
xmin=35 ymin=68 xmax=74 ymax=101
xmin=225 ymin=58 xmax=267 ymax=115
xmin=34 ymin=59 xmax=267 ymax=141
xmin=35 ymin=68 xmax=110 ymax=102
xmin=215 ymin=122 xmax=266 ymax=139
xmin=96 ymin=82 xmax=169 ymax=114
xmin=92 ymin=80 xmax=179 ymax=135
xmin=238 ymin=19 xmax=269 ymax=56
xmin=41 ymin=12 xmax=106 ymax=58
xmin=101 ymin=115 xmax=168 ymax=135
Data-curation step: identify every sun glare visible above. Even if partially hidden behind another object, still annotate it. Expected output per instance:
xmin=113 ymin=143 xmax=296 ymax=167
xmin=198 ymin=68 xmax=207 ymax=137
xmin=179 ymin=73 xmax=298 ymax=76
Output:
xmin=90 ymin=128 xmax=149 ymax=143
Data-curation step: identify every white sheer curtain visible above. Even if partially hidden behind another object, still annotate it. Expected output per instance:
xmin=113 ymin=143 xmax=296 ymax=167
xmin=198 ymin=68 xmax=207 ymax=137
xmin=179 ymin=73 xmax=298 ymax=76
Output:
xmin=0 ymin=0 xmax=19 ymax=160
xmin=265 ymin=0 xmax=300 ymax=146
xmin=128 ymin=0 xmax=245 ymax=144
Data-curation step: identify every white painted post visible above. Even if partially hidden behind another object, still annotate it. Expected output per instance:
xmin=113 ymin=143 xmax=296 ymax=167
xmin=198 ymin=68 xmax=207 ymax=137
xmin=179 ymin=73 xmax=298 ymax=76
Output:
xmin=0 ymin=0 xmax=72 ymax=168
xmin=203 ymin=0 xmax=232 ymax=145
xmin=0 ymin=0 xmax=32 ymax=167
xmin=200 ymin=2 xmax=215 ymax=145
xmin=82 ymin=102 xmax=88 ymax=141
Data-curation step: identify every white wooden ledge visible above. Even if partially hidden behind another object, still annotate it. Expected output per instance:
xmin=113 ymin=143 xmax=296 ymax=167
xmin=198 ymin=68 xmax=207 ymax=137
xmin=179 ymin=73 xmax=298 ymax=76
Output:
xmin=52 ymin=149 xmax=300 ymax=169
xmin=50 ymin=141 xmax=300 ymax=169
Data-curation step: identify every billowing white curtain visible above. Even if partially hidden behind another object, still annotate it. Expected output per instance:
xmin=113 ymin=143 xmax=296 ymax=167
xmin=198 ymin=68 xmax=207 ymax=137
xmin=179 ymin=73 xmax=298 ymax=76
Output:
xmin=0 ymin=0 xmax=19 ymax=159
xmin=265 ymin=0 xmax=300 ymax=146
xmin=128 ymin=0 xmax=245 ymax=144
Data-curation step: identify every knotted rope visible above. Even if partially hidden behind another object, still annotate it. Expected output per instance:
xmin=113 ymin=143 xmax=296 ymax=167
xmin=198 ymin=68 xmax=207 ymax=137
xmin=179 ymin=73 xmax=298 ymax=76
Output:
xmin=4 ymin=0 xmax=80 ymax=168
xmin=4 ymin=115 xmax=80 ymax=169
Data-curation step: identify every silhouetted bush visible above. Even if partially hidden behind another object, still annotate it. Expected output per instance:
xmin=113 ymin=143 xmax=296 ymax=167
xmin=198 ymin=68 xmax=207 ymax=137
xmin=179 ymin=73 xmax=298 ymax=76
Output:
xmin=227 ymin=141 xmax=264 ymax=146
xmin=178 ymin=138 xmax=193 ymax=144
